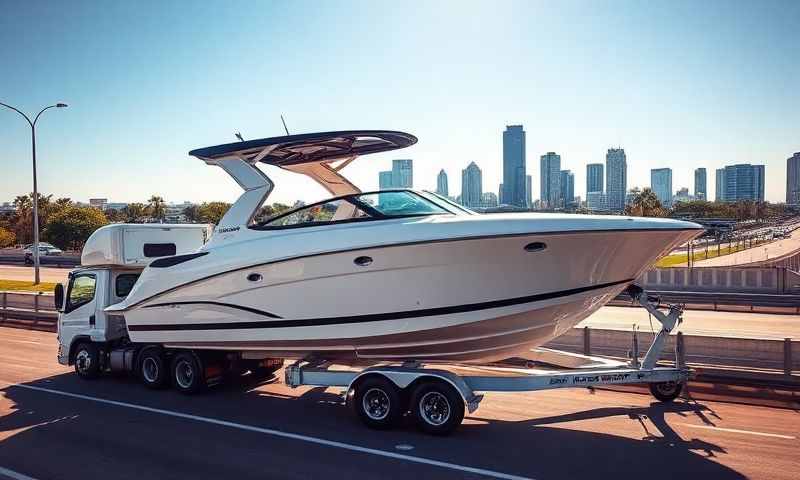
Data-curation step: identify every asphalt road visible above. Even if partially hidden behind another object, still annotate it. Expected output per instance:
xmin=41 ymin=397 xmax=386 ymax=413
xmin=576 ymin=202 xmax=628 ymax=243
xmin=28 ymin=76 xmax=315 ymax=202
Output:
xmin=1 ymin=327 xmax=798 ymax=480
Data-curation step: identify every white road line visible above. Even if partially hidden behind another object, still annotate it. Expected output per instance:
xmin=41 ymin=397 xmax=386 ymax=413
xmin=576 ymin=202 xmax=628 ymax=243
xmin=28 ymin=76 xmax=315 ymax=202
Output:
xmin=680 ymin=423 xmax=796 ymax=440
xmin=0 ymin=381 xmax=533 ymax=480
xmin=0 ymin=466 xmax=39 ymax=480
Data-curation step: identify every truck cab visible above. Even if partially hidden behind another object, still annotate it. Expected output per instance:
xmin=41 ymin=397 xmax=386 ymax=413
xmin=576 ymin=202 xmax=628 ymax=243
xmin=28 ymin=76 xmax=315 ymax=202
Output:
xmin=56 ymin=224 xmax=211 ymax=368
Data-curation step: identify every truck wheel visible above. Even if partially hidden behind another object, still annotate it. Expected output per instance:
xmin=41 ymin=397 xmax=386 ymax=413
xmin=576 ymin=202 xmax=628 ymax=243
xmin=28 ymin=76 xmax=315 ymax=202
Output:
xmin=171 ymin=352 xmax=205 ymax=394
xmin=74 ymin=342 xmax=101 ymax=380
xmin=138 ymin=348 xmax=169 ymax=389
xmin=649 ymin=381 xmax=683 ymax=402
xmin=352 ymin=376 xmax=402 ymax=430
xmin=410 ymin=380 xmax=464 ymax=436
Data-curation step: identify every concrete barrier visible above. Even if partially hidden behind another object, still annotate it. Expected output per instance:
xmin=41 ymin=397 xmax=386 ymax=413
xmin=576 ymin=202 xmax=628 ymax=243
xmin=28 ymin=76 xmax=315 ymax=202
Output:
xmin=640 ymin=266 xmax=799 ymax=294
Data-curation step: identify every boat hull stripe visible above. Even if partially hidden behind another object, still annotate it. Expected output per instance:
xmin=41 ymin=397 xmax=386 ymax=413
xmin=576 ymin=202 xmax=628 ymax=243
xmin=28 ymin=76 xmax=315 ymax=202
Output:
xmin=128 ymin=278 xmax=633 ymax=332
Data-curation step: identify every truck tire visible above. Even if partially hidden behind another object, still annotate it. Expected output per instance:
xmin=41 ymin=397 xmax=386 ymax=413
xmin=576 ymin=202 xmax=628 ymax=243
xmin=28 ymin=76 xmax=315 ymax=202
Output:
xmin=74 ymin=342 xmax=101 ymax=380
xmin=649 ymin=381 xmax=683 ymax=402
xmin=171 ymin=351 xmax=205 ymax=394
xmin=352 ymin=376 xmax=403 ymax=430
xmin=410 ymin=380 xmax=464 ymax=436
xmin=138 ymin=348 xmax=170 ymax=389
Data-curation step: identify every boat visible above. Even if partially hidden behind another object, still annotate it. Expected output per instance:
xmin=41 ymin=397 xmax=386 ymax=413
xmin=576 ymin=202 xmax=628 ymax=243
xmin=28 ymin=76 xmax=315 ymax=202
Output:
xmin=107 ymin=130 xmax=702 ymax=363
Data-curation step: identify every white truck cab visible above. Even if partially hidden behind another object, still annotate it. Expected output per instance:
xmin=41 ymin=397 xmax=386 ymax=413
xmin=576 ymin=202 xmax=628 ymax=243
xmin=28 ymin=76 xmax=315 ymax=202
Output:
xmin=55 ymin=223 xmax=282 ymax=392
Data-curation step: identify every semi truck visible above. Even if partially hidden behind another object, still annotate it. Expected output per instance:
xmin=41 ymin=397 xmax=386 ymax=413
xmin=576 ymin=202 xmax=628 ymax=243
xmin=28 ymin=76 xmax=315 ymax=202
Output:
xmin=56 ymin=224 xmax=283 ymax=393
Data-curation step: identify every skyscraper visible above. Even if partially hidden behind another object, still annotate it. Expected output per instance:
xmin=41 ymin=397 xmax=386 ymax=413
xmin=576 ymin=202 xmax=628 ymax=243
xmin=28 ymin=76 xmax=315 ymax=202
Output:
xmin=540 ymin=152 xmax=561 ymax=209
xmin=788 ymin=152 xmax=800 ymax=205
xmin=715 ymin=168 xmax=726 ymax=201
xmin=392 ymin=159 xmax=413 ymax=188
xmin=651 ymin=168 xmax=673 ymax=207
xmin=694 ymin=168 xmax=707 ymax=201
xmin=502 ymin=125 xmax=526 ymax=208
xmin=526 ymin=175 xmax=532 ymax=208
xmin=436 ymin=169 xmax=448 ymax=197
xmin=586 ymin=163 xmax=604 ymax=196
xmin=606 ymin=148 xmax=627 ymax=211
xmin=461 ymin=162 xmax=482 ymax=208
xmin=723 ymin=164 xmax=765 ymax=202
xmin=560 ymin=170 xmax=575 ymax=207
xmin=378 ymin=171 xmax=393 ymax=190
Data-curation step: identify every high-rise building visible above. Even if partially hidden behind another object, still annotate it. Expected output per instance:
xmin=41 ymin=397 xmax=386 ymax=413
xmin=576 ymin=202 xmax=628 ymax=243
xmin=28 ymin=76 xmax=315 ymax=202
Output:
xmin=605 ymin=148 xmax=627 ymax=211
xmin=787 ymin=152 xmax=800 ymax=205
xmin=392 ymin=159 xmax=413 ymax=188
xmin=480 ymin=192 xmax=498 ymax=208
xmin=436 ymin=169 xmax=448 ymax=197
xmin=539 ymin=152 xmax=561 ymax=209
xmin=587 ymin=192 xmax=607 ymax=211
xmin=378 ymin=171 xmax=393 ymax=190
xmin=560 ymin=170 xmax=575 ymax=207
xmin=674 ymin=187 xmax=691 ymax=204
xmin=461 ymin=162 xmax=482 ymax=208
xmin=650 ymin=168 xmax=673 ymax=207
xmin=586 ymin=163 xmax=604 ymax=196
xmin=502 ymin=125 xmax=526 ymax=207
xmin=694 ymin=168 xmax=707 ymax=201
xmin=498 ymin=183 xmax=504 ymax=204
xmin=526 ymin=175 xmax=532 ymax=208
xmin=715 ymin=168 xmax=726 ymax=201
xmin=723 ymin=164 xmax=765 ymax=202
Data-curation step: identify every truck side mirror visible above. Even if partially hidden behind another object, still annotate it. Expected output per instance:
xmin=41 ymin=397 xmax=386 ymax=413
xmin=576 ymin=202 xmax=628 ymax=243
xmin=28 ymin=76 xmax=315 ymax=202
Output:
xmin=54 ymin=283 xmax=65 ymax=312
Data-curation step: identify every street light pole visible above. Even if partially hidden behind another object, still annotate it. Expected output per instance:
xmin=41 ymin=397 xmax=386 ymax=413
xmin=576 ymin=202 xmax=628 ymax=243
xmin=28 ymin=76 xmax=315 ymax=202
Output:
xmin=1 ymin=102 xmax=68 ymax=284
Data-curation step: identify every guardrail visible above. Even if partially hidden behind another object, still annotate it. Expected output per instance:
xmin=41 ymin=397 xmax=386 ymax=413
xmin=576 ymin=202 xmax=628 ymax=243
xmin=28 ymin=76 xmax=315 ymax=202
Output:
xmin=610 ymin=290 xmax=800 ymax=314
xmin=0 ymin=291 xmax=58 ymax=332
xmin=639 ymin=266 xmax=800 ymax=295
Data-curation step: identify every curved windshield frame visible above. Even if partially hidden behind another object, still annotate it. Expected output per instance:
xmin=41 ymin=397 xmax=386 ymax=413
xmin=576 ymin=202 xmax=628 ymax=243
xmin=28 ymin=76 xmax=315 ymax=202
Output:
xmin=251 ymin=189 xmax=460 ymax=230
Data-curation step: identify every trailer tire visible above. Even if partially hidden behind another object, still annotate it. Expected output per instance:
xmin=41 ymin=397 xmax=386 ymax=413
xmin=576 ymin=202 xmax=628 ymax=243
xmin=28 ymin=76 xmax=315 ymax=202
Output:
xmin=74 ymin=342 xmax=101 ymax=380
xmin=352 ymin=376 xmax=402 ymax=430
xmin=171 ymin=352 xmax=205 ymax=394
xmin=138 ymin=348 xmax=170 ymax=389
xmin=649 ymin=381 xmax=683 ymax=402
xmin=410 ymin=380 xmax=464 ymax=436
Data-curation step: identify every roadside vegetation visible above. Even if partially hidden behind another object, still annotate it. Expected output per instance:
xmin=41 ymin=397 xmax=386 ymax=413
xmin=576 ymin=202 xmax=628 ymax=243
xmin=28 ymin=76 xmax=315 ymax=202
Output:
xmin=655 ymin=242 xmax=759 ymax=267
xmin=0 ymin=279 xmax=57 ymax=292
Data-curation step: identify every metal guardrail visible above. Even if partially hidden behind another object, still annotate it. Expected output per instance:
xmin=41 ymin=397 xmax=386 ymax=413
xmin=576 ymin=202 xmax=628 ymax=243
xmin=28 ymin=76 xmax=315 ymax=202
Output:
xmin=612 ymin=290 xmax=800 ymax=314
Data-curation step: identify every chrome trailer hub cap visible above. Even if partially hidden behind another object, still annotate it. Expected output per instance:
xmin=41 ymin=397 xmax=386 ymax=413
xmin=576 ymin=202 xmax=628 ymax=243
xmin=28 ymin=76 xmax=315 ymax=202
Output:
xmin=419 ymin=391 xmax=451 ymax=426
xmin=362 ymin=388 xmax=391 ymax=420
xmin=655 ymin=381 xmax=678 ymax=395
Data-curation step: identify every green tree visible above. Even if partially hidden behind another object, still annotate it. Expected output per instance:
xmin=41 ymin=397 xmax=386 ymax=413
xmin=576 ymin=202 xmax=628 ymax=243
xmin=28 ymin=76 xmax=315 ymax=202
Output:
xmin=147 ymin=195 xmax=166 ymax=222
xmin=625 ymin=188 xmax=667 ymax=217
xmin=123 ymin=203 xmax=147 ymax=223
xmin=198 ymin=202 xmax=231 ymax=224
xmin=182 ymin=204 xmax=201 ymax=223
xmin=0 ymin=227 xmax=15 ymax=248
xmin=44 ymin=206 xmax=109 ymax=250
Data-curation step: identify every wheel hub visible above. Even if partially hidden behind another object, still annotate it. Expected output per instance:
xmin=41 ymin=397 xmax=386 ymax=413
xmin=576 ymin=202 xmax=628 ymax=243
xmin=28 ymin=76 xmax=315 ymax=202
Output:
xmin=175 ymin=360 xmax=195 ymax=389
xmin=419 ymin=391 xmax=451 ymax=426
xmin=362 ymin=388 xmax=391 ymax=420
xmin=142 ymin=357 xmax=159 ymax=383
xmin=75 ymin=350 xmax=91 ymax=373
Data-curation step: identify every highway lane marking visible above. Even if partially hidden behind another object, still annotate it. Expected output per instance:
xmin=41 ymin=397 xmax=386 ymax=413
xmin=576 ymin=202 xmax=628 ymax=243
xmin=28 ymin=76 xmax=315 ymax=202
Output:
xmin=0 ymin=381 xmax=534 ymax=480
xmin=0 ymin=466 xmax=39 ymax=480
xmin=680 ymin=423 xmax=796 ymax=440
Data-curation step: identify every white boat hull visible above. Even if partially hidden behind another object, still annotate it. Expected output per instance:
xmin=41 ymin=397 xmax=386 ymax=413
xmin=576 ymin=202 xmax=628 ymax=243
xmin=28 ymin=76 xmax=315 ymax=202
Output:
xmin=120 ymin=228 xmax=696 ymax=362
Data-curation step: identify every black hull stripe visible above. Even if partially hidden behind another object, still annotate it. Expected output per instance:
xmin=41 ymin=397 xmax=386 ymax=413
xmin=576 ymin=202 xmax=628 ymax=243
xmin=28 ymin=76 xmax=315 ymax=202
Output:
xmin=127 ymin=278 xmax=633 ymax=332
xmin=143 ymin=301 xmax=282 ymax=319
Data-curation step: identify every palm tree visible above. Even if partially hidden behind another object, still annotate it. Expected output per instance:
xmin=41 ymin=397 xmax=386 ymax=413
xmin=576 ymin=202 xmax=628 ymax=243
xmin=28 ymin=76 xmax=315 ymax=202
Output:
xmin=625 ymin=188 xmax=667 ymax=217
xmin=147 ymin=195 xmax=166 ymax=222
xmin=123 ymin=203 xmax=147 ymax=223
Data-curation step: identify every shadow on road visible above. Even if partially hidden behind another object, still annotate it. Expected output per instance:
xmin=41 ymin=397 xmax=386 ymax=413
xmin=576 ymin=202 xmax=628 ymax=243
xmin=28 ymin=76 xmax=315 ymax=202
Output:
xmin=0 ymin=371 xmax=746 ymax=480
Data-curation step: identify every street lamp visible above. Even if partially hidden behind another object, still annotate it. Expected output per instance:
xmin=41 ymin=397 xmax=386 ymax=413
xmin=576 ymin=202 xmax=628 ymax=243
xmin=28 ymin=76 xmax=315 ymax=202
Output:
xmin=0 ymin=101 xmax=68 ymax=284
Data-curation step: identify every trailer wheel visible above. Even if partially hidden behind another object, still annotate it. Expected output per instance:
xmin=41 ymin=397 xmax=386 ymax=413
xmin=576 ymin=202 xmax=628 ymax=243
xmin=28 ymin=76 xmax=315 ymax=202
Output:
xmin=649 ymin=381 xmax=683 ymax=402
xmin=74 ymin=342 xmax=101 ymax=380
xmin=352 ymin=376 xmax=402 ymax=430
xmin=410 ymin=380 xmax=464 ymax=436
xmin=171 ymin=352 xmax=205 ymax=394
xmin=138 ymin=348 xmax=169 ymax=389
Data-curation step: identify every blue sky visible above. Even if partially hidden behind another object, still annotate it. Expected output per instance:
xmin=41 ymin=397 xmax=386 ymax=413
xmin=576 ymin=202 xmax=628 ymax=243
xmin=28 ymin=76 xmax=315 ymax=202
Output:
xmin=1 ymin=0 xmax=798 ymax=205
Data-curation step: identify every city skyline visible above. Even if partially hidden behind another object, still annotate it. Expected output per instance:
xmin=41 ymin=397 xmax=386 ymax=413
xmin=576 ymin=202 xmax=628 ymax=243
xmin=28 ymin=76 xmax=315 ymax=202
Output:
xmin=1 ymin=2 xmax=797 ymax=206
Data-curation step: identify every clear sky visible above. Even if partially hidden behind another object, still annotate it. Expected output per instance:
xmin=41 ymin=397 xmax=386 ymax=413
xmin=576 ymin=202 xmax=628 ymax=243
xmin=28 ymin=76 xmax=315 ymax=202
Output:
xmin=1 ymin=0 xmax=798 ymax=205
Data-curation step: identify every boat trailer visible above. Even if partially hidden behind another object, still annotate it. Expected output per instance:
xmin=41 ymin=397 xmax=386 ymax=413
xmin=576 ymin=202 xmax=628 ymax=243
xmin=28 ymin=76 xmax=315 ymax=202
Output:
xmin=285 ymin=285 xmax=688 ymax=435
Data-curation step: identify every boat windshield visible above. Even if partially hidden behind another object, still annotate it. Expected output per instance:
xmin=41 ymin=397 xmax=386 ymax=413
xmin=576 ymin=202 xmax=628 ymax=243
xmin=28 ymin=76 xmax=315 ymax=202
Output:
xmin=355 ymin=191 xmax=450 ymax=217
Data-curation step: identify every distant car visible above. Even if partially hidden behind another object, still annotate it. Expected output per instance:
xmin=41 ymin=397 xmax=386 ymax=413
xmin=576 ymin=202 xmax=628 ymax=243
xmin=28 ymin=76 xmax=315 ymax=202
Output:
xmin=23 ymin=245 xmax=64 ymax=264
